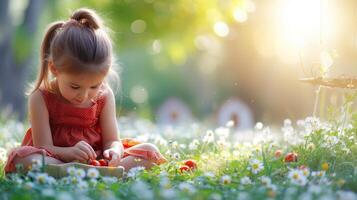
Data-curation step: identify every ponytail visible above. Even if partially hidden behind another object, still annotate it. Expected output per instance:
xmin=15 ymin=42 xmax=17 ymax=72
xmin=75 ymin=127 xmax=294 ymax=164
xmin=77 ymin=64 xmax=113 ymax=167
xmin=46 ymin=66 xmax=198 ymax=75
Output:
xmin=28 ymin=21 xmax=64 ymax=95
xmin=70 ymin=8 xmax=102 ymax=30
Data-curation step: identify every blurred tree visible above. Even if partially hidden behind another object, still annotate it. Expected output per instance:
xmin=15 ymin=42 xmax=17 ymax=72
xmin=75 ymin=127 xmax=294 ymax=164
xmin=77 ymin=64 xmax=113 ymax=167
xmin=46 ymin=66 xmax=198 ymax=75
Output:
xmin=0 ymin=0 xmax=43 ymax=119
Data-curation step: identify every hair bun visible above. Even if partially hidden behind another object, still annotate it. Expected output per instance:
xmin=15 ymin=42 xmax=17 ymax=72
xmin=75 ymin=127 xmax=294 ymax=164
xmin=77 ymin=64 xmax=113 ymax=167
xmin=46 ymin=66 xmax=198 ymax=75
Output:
xmin=70 ymin=8 xmax=102 ymax=30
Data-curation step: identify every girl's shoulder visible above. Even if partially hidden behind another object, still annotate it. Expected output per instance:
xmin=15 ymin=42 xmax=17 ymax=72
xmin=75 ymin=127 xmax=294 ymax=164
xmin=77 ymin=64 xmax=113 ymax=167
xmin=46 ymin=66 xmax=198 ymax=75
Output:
xmin=28 ymin=88 xmax=49 ymax=114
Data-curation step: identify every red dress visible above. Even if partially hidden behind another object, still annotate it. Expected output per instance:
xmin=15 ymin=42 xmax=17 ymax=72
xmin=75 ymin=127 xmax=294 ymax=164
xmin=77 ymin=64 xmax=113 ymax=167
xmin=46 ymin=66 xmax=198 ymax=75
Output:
xmin=4 ymin=89 xmax=166 ymax=173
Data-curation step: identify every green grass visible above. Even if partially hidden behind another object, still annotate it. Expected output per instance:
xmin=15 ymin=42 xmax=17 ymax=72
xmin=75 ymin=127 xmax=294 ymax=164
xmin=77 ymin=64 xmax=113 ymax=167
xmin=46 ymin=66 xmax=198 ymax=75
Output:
xmin=0 ymin=116 xmax=356 ymax=200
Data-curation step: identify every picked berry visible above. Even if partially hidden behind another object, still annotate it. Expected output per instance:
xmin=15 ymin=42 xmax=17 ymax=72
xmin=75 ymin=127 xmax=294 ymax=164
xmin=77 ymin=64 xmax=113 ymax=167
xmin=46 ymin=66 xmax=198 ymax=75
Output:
xmin=88 ymin=159 xmax=101 ymax=166
xmin=98 ymin=159 xmax=109 ymax=166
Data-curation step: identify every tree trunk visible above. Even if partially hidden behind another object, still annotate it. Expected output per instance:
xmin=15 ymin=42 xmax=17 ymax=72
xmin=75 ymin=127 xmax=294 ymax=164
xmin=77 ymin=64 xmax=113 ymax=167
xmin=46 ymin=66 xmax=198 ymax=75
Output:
xmin=0 ymin=0 xmax=43 ymax=120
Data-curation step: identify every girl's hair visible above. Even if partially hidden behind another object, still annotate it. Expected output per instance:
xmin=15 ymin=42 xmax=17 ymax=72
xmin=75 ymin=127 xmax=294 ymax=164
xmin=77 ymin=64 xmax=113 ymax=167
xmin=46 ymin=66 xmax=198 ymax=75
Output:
xmin=29 ymin=8 xmax=119 ymax=94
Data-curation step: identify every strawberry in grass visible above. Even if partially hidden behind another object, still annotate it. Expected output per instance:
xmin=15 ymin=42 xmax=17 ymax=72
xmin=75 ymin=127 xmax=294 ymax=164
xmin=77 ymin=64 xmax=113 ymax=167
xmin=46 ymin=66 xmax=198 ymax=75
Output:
xmin=284 ymin=152 xmax=298 ymax=162
xmin=179 ymin=165 xmax=190 ymax=173
xmin=184 ymin=159 xmax=197 ymax=170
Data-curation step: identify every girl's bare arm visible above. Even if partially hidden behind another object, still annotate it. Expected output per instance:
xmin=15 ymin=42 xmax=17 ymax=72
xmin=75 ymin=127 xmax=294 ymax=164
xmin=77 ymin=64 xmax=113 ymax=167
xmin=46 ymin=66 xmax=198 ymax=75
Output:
xmin=100 ymin=86 xmax=124 ymax=158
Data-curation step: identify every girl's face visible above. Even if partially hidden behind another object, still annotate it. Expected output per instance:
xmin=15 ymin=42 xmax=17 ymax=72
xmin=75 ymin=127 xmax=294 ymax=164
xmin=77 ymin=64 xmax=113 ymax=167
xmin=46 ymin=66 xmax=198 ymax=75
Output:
xmin=54 ymin=71 xmax=106 ymax=106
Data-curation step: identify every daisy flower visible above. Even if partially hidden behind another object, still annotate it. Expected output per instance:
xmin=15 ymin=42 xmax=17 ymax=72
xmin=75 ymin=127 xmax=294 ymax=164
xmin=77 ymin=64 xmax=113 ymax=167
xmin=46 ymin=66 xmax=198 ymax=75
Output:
xmin=87 ymin=168 xmax=99 ymax=179
xmin=221 ymin=175 xmax=232 ymax=185
xmin=248 ymin=159 xmax=264 ymax=174
xmin=240 ymin=176 xmax=252 ymax=185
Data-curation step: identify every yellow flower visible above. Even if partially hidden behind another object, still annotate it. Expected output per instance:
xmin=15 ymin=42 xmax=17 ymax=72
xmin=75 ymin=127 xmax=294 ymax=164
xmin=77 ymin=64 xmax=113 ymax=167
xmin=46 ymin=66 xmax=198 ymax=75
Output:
xmin=322 ymin=162 xmax=329 ymax=171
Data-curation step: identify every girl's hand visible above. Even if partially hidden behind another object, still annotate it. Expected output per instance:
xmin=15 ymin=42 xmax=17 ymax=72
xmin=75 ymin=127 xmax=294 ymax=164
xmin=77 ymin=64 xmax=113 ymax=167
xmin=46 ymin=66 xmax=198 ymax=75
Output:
xmin=103 ymin=148 xmax=122 ymax=167
xmin=66 ymin=140 xmax=97 ymax=163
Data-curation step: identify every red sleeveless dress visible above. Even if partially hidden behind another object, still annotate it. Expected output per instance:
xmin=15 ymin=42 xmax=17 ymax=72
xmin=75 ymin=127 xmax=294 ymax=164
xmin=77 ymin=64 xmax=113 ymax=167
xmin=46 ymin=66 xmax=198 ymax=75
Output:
xmin=4 ymin=89 xmax=166 ymax=173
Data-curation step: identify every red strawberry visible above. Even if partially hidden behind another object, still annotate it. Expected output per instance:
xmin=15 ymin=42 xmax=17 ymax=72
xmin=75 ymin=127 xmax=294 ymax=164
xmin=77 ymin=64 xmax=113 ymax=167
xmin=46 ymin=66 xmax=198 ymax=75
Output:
xmin=89 ymin=159 xmax=101 ymax=166
xmin=98 ymin=159 xmax=108 ymax=166
xmin=284 ymin=152 xmax=298 ymax=162
xmin=179 ymin=165 xmax=190 ymax=173
xmin=184 ymin=159 xmax=197 ymax=170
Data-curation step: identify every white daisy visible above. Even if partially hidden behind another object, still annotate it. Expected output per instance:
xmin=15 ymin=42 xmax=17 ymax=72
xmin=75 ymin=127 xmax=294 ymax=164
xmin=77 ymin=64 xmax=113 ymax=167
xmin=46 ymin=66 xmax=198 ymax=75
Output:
xmin=127 ymin=166 xmax=145 ymax=179
xmin=240 ymin=176 xmax=252 ymax=185
xmin=87 ymin=168 xmax=100 ymax=179
xmin=178 ymin=182 xmax=196 ymax=194
xmin=288 ymin=169 xmax=307 ymax=186
xmin=260 ymin=176 xmax=272 ymax=186
xmin=221 ymin=175 xmax=231 ymax=185
xmin=67 ymin=166 xmax=76 ymax=176
xmin=75 ymin=168 xmax=86 ymax=179
xmin=35 ymin=173 xmax=48 ymax=184
xmin=248 ymin=159 xmax=264 ymax=174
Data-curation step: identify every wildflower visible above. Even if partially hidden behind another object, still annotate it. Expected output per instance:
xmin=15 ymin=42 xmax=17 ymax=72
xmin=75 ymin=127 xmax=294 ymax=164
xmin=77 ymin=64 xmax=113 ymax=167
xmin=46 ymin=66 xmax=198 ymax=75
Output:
xmin=23 ymin=182 xmax=35 ymax=190
xmin=178 ymin=182 xmax=196 ymax=194
xmin=87 ymin=168 xmax=99 ymax=179
xmin=159 ymin=176 xmax=171 ymax=189
xmin=35 ymin=173 xmax=48 ymax=184
xmin=132 ymin=180 xmax=154 ymax=200
xmin=0 ymin=147 xmax=7 ymax=164
xmin=240 ymin=176 xmax=252 ymax=185
xmin=173 ymin=153 xmax=180 ymax=160
xmin=248 ymin=159 xmax=264 ymax=174
xmin=221 ymin=175 xmax=231 ymax=184
xmin=254 ymin=122 xmax=264 ymax=130
xmin=31 ymin=158 xmax=43 ymax=171
xmin=171 ymin=141 xmax=178 ymax=149
xmin=89 ymin=178 xmax=98 ymax=187
xmin=321 ymin=162 xmax=329 ymax=171
xmin=301 ymin=168 xmax=310 ymax=177
xmin=102 ymin=176 xmax=118 ymax=184
xmin=127 ymin=166 xmax=145 ymax=179
xmin=75 ymin=168 xmax=86 ymax=179
xmin=67 ymin=166 xmax=76 ymax=176
xmin=288 ymin=169 xmax=307 ymax=186
xmin=188 ymin=139 xmax=199 ymax=150
xmin=204 ymin=172 xmax=215 ymax=178
xmin=260 ymin=176 xmax=272 ymax=186
xmin=311 ymin=171 xmax=325 ymax=178
xmin=203 ymin=130 xmax=214 ymax=144
xmin=161 ymin=188 xmax=177 ymax=199
xmin=308 ymin=184 xmax=322 ymax=194
xmin=215 ymin=127 xmax=230 ymax=139
xmin=77 ymin=180 xmax=88 ymax=190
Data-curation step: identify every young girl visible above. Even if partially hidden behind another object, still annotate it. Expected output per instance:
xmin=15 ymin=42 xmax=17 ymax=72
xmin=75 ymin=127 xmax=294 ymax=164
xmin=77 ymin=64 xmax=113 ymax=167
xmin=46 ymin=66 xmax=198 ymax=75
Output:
xmin=4 ymin=8 xmax=166 ymax=174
